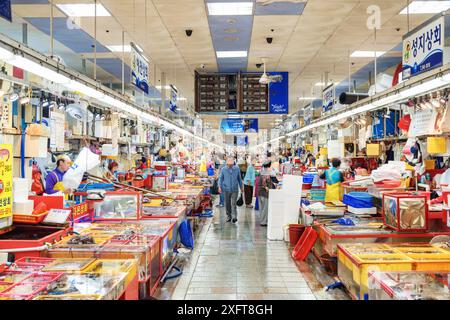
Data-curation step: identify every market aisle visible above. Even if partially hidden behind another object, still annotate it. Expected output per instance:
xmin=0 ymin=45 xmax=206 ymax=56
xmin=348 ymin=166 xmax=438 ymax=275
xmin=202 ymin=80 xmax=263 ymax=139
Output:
xmin=156 ymin=199 xmax=347 ymax=300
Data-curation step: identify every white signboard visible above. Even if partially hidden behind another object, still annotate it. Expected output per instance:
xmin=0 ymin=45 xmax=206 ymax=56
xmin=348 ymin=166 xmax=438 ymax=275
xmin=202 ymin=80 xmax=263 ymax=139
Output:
xmin=50 ymin=111 xmax=65 ymax=151
xmin=409 ymin=109 xmax=439 ymax=137
xmin=403 ymin=16 xmax=444 ymax=79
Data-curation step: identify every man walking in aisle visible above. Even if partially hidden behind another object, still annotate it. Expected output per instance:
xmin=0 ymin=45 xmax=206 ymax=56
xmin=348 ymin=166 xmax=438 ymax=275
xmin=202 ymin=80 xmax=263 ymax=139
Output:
xmin=218 ymin=157 xmax=244 ymax=223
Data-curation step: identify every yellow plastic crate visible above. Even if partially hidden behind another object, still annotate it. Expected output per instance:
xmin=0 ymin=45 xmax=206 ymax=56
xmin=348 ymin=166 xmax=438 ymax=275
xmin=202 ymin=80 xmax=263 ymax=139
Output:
xmin=305 ymin=144 xmax=314 ymax=152
xmin=320 ymin=147 xmax=328 ymax=156
xmin=427 ymin=137 xmax=446 ymax=154
xmin=366 ymin=143 xmax=381 ymax=156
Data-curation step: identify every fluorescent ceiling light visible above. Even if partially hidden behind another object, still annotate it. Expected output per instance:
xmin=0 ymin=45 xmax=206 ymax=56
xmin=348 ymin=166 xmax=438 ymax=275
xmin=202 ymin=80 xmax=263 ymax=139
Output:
xmin=297 ymin=97 xmax=317 ymax=101
xmin=7 ymin=55 xmax=70 ymax=84
xmin=0 ymin=47 xmax=15 ymax=61
xmin=400 ymin=1 xmax=450 ymax=14
xmin=135 ymin=44 xmax=144 ymax=53
xmin=350 ymin=51 xmax=386 ymax=58
xmin=57 ymin=4 xmax=111 ymax=17
xmin=155 ymin=86 xmax=171 ymax=90
xmin=207 ymin=2 xmax=253 ymax=15
xmin=106 ymin=45 xmax=131 ymax=52
xmin=177 ymin=97 xmax=187 ymax=101
xmin=216 ymin=51 xmax=247 ymax=58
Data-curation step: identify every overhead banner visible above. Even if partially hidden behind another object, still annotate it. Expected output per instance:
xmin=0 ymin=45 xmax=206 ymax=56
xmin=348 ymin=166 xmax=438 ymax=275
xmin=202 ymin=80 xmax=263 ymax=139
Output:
xmin=220 ymin=118 xmax=258 ymax=134
xmin=169 ymin=85 xmax=178 ymax=113
xmin=235 ymin=136 xmax=249 ymax=146
xmin=0 ymin=144 xmax=12 ymax=220
xmin=403 ymin=16 xmax=444 ymax=79
xmin=322 ymin=84 xmax=335 ymax=112
xmin=0 ymin=0 xmax=12 ymax=22
xmin=268 ymin=72 xmax=288 ymax=114
xmin=303 ymin=104 xmax=312 ymax=125
xmin=131 ymin=44 xmax=149 ymax=94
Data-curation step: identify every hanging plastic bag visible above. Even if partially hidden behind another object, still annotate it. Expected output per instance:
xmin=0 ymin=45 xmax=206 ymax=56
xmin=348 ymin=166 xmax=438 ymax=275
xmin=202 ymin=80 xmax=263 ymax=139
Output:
xmin=63 ymin=147 xmax=100 ymax=190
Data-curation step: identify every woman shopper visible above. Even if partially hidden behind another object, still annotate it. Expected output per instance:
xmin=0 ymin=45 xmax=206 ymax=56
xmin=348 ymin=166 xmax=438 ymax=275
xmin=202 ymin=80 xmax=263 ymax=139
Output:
xmin=243 ymin=159 xmax=256 ymax=208
xmin=320 ymin=158 xmax=345 ymax=202
xmin=258 ymin=160 xmax=276 ymax=226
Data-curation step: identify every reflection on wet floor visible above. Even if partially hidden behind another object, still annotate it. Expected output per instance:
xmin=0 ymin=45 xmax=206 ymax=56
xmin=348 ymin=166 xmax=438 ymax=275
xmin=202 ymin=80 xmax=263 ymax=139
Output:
xmin=155 ymin=198 xmax=349 ymax=300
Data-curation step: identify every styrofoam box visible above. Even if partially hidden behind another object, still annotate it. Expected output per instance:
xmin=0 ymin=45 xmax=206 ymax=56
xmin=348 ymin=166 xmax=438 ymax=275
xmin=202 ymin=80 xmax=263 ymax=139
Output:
xmin=347 ymin=206 xmax=377 ymax=215
xmin=13 ymin=158 xmax=33 ymax=189
xmin=13 ymin=200 xmax=34 ymax=214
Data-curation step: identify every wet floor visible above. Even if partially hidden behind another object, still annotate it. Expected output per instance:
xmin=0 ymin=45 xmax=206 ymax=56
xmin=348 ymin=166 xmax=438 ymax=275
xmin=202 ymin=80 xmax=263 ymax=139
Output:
xmin=155 ymin=197 xmax=349 ymax=300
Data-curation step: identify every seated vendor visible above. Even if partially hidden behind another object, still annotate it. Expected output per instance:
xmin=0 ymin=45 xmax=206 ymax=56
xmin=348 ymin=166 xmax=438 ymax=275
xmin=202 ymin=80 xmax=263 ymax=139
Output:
xmin=319 ymin=158 xmax=344 ymax=202
xmin=45 ymin=155 xmax=73 ymax=195
xmin=105 ymin=161 xmax=119 ymax=181
xmin=136 ymin=157 xmax=148 ymax=170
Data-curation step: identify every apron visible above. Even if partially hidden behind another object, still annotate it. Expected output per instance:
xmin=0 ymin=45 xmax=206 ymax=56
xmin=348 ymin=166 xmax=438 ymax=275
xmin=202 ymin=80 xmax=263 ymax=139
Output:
xmin=325 ymin=169 xmax=343 ymax=203
xmin=52 ymin=171 xmax=69 ymax=200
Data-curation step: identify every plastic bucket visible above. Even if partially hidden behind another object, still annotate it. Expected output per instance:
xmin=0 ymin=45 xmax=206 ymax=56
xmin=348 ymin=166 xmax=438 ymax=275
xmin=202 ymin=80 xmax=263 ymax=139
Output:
xmin=320 ymin=253 xmax=337 ymax=276
xmin=289 ymin=224 xmax=306 ymax=246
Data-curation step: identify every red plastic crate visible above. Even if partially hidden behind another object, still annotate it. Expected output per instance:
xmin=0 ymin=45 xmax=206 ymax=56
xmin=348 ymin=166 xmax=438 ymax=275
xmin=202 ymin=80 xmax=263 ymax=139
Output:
xmin=291 ymin=226 xmax=318 ymax=261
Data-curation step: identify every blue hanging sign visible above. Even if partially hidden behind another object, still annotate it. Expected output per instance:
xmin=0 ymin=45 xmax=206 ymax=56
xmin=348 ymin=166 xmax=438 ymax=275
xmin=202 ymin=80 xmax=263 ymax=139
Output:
xmin=403 ymin=16 xmax=444 ymax=79
xmin=130 ymin=44 xmax=149 ymax=94
xmin=322 ymin=84 xmax=335 ymax=112
xmin=0 ymin=0 xmax=12 ymax=22
xmin=220 ymin=118 xmax=258 ymax=134
xmin=169 ymin=85 xmax=178 ymax=113
xmin=268 ymin=72 xmax=288 ymax=114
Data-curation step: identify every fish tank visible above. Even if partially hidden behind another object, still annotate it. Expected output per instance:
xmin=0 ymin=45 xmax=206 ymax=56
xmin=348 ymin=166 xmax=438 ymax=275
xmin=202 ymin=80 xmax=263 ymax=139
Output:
xmin=93 ymin=192 xmax=142 ymax=221
xmin=368 ymin=271 xmax=450 ymax=300
xmin=382 ymin=193 xmax=428 ymax=232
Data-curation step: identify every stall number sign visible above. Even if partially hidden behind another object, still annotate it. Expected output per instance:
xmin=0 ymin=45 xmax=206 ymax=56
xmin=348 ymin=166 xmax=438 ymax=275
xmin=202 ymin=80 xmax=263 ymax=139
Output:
xmin=322 ymin=85 xmax=335 ymax=113
xmin=71 ymin=203 xmax=89 ymax=221
xmin=0 ymin=144 xmax=13 ymax=219
xmin=403 ymin=16 xmax=444 ymax=79
xmin=131 ymin=45 xmax=149 ymax=94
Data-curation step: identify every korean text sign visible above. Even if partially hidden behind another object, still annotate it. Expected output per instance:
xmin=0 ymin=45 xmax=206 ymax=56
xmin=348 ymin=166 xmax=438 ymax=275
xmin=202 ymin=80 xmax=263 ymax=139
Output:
xmin=131 ymin=45 xmax=149 ymax=94
xmin=0 ymin=144 xmax=12 ymax=219
xmin=322 ymin=85 xmax=335 ymax=113
xmin=220 ymin=118 xmax=258 ymax=134
xmin=403 ymin=16 xmax=444 ymax=79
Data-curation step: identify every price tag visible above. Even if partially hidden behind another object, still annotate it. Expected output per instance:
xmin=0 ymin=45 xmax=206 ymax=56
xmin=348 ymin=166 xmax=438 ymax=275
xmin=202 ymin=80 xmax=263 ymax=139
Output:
xmin=43 ymin=208 xmax=72 ymax=225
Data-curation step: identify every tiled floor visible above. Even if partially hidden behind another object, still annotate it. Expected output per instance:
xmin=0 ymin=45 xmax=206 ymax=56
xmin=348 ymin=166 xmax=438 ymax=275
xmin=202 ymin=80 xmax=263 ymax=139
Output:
xmin=155 ymin=198 xmax=349 ymax=300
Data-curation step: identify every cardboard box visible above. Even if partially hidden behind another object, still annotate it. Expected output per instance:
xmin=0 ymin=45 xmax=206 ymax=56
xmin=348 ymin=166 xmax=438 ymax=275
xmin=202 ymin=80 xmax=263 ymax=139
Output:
xmin=13 ymin=135 xmax=48 ymax=158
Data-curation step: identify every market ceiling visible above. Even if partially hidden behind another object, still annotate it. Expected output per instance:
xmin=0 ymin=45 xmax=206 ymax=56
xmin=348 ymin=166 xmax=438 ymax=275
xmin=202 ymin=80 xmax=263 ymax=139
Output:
xmin=4 ymin=0 xmax=441 ymax=128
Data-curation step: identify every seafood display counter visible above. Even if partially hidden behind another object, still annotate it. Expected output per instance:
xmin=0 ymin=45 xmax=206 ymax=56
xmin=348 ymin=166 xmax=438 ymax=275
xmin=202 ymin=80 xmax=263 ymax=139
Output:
xmin=46 ymin=219 xmax=177 ymax=297
xmin=0 ymin=225 xmax=71 ymax=260
xmin=368 ymin=271 xmax=450 ymax=300
xmin=314 ymin=220 xmax=450 ymax=257
xmin=337 ymin=243 xmax=450 ymax=300
xmin=0 ymin=257 xmax=138 ymax=300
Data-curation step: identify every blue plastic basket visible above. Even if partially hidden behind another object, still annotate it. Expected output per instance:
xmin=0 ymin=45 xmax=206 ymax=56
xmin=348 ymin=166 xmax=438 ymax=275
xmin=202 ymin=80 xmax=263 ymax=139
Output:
xmin=343 ymin=192 xmax=374 ymax=208
xmin=78 ymin=183 xmax=115 ymax=191
xmin=310 ymin=189 xmax=326 ymax=201
xmin=303 ymin=174 xmax=315 ymax=184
